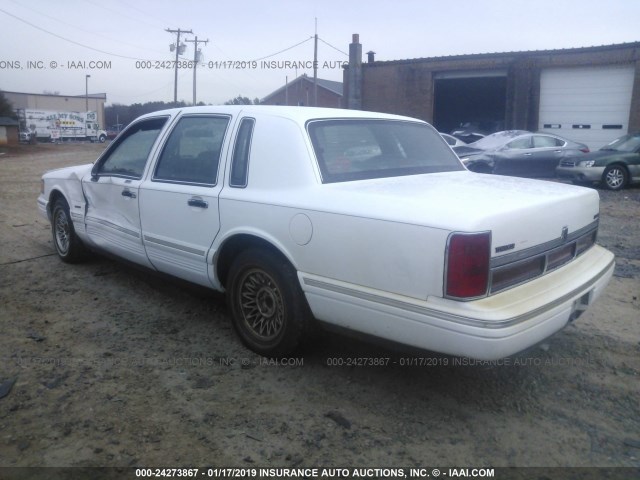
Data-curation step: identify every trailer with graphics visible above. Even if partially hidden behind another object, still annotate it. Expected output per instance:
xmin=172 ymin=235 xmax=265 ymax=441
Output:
xmin=17 ymin=109 xmax=107 ymax=143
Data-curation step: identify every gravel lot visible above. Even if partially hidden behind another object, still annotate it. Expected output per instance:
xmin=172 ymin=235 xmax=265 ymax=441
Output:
xmin=0 ymin=143 xmax=639 ymax=472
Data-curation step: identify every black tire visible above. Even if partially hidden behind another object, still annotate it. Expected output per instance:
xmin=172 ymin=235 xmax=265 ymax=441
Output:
xmin=602 ymin=165 xmax=628 ymax=191
xmin=98 ymin=134 xmax=106 ymax=143
xmin=226 ymin=248 xmax=311 ymax=357
xmin=51 ymin=197 xmax=88 ymax=263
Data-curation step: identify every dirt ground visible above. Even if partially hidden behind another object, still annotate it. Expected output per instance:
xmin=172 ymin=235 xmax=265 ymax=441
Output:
xmin=0 ymin=142 xmax=638 ymax=471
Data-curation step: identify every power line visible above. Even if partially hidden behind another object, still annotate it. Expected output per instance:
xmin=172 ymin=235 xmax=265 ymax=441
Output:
xmin=3 ymin=5 xmax=346 ymax=71
xmin=318 ymin=37 xmax=349 ymax=57
xmin=0 ymin=7 xmax=148 ymax=61
xmin=112 ymin=0 xmax=169 ymax=30
xmin=84 ymin=0 xmax=165 ymax=31
xmin=114 ymin=69 xmax=191 ymax=104
xmin=249 ymin=37 xmax=314 ymax=62
xmin=6 ymin=0 xmax=166 ymax=56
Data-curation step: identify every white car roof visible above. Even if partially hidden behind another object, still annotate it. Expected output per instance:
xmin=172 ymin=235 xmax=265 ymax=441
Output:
xmin=138 ymin=105 xmax=425 ymax=125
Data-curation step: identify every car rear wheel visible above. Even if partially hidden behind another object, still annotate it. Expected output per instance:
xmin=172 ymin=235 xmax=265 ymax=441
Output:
xmin=51 ymin=197 xmax=88 ymax=263
xmin=602 ymin=165 xmax=628 ymax=191
xmin=226 ymin=248 xmax=310 ymax=357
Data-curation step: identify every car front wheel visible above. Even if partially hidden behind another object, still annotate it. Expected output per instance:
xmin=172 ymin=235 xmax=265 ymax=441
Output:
xmin=51 ymin=197 xmax=87 ymax=263
xmin=226 ymin=249 xmax=310 ymax=357
xmin=602 ymin=165 xmax=628 ymax=191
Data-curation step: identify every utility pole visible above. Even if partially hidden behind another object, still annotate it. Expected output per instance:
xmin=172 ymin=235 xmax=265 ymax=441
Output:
xmin=185 ymin=36 xmax=208 ymax=105
xmin=166 ymin=28 xmax=193 ymax=104
xmin=313 ymin=18 xmax=318 ymax=107
xmin=85 ymin=74 xmax=91 ymax=112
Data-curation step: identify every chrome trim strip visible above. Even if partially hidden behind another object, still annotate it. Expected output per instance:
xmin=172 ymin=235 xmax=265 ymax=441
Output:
xmin=489 ymin=223 xmax=598 ymax=294
xmin=143 ymin=235 xmax=205 ymax=256
xmin=150 ymin=178 xmax=216 ymax=188
xmin=303 ymin=258 xmax=614 ymax=330
xmin=491 ymin=220 xmax=599 ymax=268
xmin=85 ymin=216 xmax=140 ymax=238
xmin=490 ymin=255 xmax=545 ymax=293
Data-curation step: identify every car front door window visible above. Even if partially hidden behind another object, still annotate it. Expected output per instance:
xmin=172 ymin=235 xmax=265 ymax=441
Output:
xmin=506 ymin=137 xmax=532 ymax=150
xmin=98 ymin=117 xmax=168 ymax=179
xmin=532 ymin=135 xmax=562 ymax=148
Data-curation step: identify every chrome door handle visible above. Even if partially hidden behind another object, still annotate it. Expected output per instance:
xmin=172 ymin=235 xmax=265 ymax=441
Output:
xmin=188 ymin=198 xmax=208 ymax=208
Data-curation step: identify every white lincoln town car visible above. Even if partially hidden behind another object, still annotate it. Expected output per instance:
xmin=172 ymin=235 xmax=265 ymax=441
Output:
xmin=38 ymin=106 xmax=615 ymax=359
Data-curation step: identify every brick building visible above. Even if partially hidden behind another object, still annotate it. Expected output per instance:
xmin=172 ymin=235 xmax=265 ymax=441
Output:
xmin=343 ymin=35 xmax=640 ymax=149
xmin=261 ymin=74 xmax=343 ymax=108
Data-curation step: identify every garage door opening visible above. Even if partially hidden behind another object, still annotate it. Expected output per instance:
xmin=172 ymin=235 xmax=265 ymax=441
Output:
xmin=433 ymin=74 xmax=507 ymax=140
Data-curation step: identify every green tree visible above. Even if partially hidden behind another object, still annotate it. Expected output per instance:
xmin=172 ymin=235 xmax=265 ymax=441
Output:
xmin=105 ymin=100 xmax=188 ymax=129
xmin=0 ymin=91 xmax=16 ymax=118
xmin=224 ymin=95 xmax=260 ymax=105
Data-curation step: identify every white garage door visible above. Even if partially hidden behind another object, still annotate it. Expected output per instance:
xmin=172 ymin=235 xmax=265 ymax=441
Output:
xmin=539 ymin=65 xmax=635 ymax=150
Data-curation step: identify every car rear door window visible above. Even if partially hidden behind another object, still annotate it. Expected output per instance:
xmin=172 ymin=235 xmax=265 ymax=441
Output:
xmin=154 ymin=116 xmax=229 ymax=186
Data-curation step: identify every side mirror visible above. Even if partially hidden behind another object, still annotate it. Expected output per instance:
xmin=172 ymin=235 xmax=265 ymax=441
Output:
xmin=90 ymin=164 xmax=100 ymax=181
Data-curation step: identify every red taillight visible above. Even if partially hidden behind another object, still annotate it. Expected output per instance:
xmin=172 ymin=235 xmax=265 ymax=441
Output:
xmin=446 ymin=232 xmax=491 ymax=299
xmin=580 ymin=147 xmax=590 ymax=153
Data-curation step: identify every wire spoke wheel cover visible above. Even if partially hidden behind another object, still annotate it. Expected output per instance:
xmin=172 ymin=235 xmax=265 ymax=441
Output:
xmin=50 ymin=197 xmax=87 ymax=263
xmin=238 ymin=269 xmax=285 ymax=341
xmin=54 ymin=208 xmax=71 ymax=255
xmin=227 ymin=248 xmax=311 ymax=357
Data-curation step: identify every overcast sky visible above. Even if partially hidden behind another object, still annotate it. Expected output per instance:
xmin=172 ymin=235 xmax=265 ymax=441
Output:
xmin=1 ymin=0 xmax=639 ymax=107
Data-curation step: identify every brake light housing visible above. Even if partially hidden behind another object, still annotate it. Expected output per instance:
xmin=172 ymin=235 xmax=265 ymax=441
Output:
xmin=445 ymin=232 xmax=491 ymax=299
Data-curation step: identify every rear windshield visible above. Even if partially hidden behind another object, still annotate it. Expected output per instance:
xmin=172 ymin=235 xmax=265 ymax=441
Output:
xmin=307 ymin=119 xmax=463 ymax=183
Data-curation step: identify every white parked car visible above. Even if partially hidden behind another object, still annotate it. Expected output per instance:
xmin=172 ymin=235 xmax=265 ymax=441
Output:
xmin=38 ymin=106 xmax=615 ymax=359
xmin=439 ymin=132 xmax=467 ymax=147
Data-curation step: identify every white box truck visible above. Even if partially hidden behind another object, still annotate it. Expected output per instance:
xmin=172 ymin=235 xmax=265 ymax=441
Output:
xmin=17 ymin=109 xmax=107 ymax=143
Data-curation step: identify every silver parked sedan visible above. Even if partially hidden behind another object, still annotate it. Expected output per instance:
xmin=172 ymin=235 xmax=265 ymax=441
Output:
xmin=454 ymin=131 xmax=589 ymax=177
